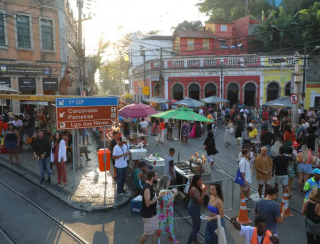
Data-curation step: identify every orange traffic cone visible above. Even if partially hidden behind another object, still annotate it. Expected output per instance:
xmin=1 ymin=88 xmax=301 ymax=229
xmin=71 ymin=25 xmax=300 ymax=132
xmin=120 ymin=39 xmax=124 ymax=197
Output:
xmin=236 ymin=195 xmax=252 ymax=224
xmin=280 ymin=190 xmax=293 ymax=217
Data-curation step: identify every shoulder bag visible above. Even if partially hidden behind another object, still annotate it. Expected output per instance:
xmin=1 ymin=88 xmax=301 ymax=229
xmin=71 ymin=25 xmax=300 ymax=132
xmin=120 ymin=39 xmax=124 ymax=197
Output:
xmin=235 ymin=159 xmax=246 ymax=186
xmin=215 ymin=215 xmax=227 ymax=244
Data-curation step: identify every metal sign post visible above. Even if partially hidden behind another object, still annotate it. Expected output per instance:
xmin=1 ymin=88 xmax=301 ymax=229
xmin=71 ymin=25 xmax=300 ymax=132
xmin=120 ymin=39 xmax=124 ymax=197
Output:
xmin=103 ymin=126 xmax=107 ymax=206
xmin=72 ymin=129 xmax=75 ymax=188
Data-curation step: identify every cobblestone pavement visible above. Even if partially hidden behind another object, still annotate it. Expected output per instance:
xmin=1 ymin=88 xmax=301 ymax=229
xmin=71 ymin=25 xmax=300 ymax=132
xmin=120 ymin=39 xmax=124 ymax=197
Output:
xmin=0 ymin=134 xmax=131 ymax=211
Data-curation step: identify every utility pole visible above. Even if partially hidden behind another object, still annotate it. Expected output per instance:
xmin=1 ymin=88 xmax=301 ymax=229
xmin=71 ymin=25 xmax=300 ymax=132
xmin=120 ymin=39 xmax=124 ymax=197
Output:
xmin=292 ymin=52 xmax=302 ymax=128
xmin=77 ymin=0 xmax=83 ymax=95
xmin=245 ymin=0 xmax=249 ymax=16
xmin=159 ymin=48 xmax=163 ymax=98
xmin=302 ymin=42 xmax=307 ymax=106
xmin=220 ymin=63 xmax=224 ymax=99
xmin=140 ymin=49 xmax=146 ymax=101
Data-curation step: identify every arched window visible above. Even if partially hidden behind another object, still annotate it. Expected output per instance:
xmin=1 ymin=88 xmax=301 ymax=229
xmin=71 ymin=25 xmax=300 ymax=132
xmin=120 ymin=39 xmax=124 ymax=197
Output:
xmin=244 ymin=83 xmax=257 ymax=106
xmin=267 ymin=82 xmax=279 ymax=101
xmin=172 ymin=84 xmax=183 ymax=101
xmin=154 ymin=84 xmax=160 ymax=96
xmin=227 ymin=83 xmax=239 ymax=106
xmin=285 ymin=83 xmax=291 ymax=96
xmin=189 ymin=84 xmax=200 ymax=100
xmin=205 ymin=83 xmax=216 ymax=97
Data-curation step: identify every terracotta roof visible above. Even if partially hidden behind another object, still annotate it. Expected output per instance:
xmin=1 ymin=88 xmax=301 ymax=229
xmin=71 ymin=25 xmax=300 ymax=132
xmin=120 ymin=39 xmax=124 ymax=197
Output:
xmin=174 ymin=30 xmax=215 ymax=39
xmin=142 ymin=36 xmax=172 ymax=40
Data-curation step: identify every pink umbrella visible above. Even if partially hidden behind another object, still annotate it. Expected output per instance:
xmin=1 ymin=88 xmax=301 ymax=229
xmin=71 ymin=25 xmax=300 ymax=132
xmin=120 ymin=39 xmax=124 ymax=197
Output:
xmin=170 ymin=99 xmax=178 ymax=103
xmin=119 ymin=104 xmax=157 ymax=119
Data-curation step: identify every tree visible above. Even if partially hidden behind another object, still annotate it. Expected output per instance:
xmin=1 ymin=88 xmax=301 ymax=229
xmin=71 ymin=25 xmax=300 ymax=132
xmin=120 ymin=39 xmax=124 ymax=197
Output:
xmin=252 ymin=7 xmax=299 ymax=50
xmin=196 ymin=0 xmax=272 ymax=22
xmin=99 ymin=30 xmax=160 ymax=95
xmin=300 ymin=2 xmax=320 ymax=40
xmin=171 ymin=20 xmax=203 ymax=31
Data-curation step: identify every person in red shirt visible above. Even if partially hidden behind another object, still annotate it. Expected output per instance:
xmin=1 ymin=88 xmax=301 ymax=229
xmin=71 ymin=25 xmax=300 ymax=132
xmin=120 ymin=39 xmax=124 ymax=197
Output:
xmin=262 ymin=109 xmax=269 ymax=121
xmin=160 ymin=118 xmax=165 ymax=144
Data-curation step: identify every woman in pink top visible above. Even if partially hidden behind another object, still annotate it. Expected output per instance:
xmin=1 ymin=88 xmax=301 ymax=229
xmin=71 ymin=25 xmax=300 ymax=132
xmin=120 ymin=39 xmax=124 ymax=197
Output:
xmin=297 ymin=145 xmax=316 ymax=191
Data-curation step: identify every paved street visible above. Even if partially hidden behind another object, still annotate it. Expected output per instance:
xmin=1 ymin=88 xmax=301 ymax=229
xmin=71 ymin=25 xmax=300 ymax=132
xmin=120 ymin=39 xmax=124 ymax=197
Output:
xmin=0 ymin=123 xmax=308 ymax=244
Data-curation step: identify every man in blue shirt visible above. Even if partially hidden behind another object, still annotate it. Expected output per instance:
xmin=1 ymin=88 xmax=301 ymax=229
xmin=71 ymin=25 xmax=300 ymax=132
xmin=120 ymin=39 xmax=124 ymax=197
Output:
xmin=296 ymin=121 xmax=306 ymax=140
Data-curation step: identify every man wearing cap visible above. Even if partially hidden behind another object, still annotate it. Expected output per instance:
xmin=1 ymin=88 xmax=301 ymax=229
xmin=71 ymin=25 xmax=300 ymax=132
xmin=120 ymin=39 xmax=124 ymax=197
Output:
xmin=113 ymin=137 xmax=130 ymax=195
xmin=303 ymin=168 xmax=320 ymax=201
xmin=133 ymin=161 xmax=147 ymax=196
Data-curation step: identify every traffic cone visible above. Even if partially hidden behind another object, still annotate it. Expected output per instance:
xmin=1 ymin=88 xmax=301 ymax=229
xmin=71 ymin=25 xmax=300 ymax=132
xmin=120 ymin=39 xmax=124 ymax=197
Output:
xmin=280 ymin=190 xmax=293 ymax=217
xmin=236 ymin=195 xmax=252 ymax=225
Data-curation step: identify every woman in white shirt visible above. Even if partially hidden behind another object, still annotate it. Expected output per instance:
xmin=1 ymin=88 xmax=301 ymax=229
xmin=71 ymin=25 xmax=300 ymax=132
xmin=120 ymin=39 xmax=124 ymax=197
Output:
xmin=51 ymin=131 xmax=67 ymax=187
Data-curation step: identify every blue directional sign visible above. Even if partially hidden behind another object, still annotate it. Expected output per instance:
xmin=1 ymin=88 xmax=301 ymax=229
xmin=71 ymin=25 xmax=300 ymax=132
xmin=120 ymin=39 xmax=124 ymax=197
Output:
xmin=56 ymin=97 xmax=118 ymax=107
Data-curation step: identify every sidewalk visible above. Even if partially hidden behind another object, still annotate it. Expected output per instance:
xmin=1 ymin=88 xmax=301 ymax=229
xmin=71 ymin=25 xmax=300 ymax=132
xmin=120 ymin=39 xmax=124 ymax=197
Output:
xmin=0 ymin=134 xmax=132 ymax=211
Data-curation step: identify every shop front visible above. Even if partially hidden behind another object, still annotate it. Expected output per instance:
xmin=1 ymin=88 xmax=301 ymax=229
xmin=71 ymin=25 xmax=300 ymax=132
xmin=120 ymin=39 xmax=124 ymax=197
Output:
xmin=18 ymin=77 xmax=37 ymax=114
xmin=43 ymin=78 xmax=58 ymax=95
xmin=0 ymin=77 xmax=12 ymax=113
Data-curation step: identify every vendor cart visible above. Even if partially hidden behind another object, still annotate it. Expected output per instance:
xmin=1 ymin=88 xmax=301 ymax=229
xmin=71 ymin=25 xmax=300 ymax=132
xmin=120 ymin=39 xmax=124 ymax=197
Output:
xmin=144 ymin=154 xmax=165 ymax=177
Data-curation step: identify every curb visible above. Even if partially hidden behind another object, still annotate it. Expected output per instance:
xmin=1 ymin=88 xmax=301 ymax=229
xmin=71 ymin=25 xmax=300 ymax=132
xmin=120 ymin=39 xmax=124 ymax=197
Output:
xmin=0 ymin=155 xmax=132 ymax=212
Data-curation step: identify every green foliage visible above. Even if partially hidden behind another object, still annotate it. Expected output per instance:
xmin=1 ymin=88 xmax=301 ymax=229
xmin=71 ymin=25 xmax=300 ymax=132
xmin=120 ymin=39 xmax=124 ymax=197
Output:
xmin=171 ymin=20 xmax=203 ymax=31
xmin=99 ymin=30 xmax=159 ymax=95
xmin=196 ymin=0 xmax=272 ymax=22
xmin=300 ymin=2 xmax=320 ymax=40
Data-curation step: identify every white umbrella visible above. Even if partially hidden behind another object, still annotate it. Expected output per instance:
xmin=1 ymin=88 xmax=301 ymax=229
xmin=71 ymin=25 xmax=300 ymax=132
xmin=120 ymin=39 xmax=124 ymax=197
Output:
xmin=0 ymin=85 xmax=20 ymax=94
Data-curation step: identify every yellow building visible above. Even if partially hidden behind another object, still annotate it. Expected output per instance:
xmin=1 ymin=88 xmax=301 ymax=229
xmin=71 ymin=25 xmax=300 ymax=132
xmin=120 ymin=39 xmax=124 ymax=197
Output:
xmin=305 ymin=83 xmax=320 ymax=108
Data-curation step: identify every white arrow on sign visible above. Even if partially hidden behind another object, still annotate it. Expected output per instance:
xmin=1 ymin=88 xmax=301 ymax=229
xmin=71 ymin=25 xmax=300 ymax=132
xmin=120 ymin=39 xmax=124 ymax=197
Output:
xmin=59 ymin=100 xmax=64 ymax=106
xmin=112 ymin=120 xmax=116 ymax=125
xmin=59 ymin=112 xmax=65 ymax=117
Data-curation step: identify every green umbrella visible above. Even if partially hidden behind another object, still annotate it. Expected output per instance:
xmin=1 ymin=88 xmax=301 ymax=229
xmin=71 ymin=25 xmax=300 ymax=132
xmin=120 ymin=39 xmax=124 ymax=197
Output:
xmin=151 ymin=107 xmax=213 ymax=122
xmin=151 ymin=107 xmax=214 ymax=162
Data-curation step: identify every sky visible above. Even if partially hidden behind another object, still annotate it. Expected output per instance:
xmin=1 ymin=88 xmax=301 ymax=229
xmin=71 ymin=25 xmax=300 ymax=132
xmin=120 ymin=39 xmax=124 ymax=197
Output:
xmin=70 ymin=0 xmax=208 ymax=58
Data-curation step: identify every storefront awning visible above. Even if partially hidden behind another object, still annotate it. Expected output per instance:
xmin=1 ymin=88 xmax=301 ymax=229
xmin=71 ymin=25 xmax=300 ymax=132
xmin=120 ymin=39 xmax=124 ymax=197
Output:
xmin=0 ymin=94 xmax=81 ymax=102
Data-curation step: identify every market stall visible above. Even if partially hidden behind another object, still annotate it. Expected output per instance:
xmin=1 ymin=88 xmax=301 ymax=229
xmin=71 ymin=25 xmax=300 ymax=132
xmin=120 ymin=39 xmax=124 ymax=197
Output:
xmin=151 ymin=107 xmax=214 ymax=190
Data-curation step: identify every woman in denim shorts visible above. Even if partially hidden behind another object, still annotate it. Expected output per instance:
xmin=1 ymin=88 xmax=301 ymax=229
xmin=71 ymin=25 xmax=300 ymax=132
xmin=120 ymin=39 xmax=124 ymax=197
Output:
xmin=297 ymin=145 xmax=316 ymax=192
xmin=3 ymin=123 xmax=20 ymax=164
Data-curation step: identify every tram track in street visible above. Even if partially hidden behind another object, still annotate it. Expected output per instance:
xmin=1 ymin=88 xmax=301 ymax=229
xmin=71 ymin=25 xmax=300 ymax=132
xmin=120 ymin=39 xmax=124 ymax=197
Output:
xmin=0 ymin=222 xmax=18 ymax=244
xmin=0 ymin=180 xmax=89 ymax=244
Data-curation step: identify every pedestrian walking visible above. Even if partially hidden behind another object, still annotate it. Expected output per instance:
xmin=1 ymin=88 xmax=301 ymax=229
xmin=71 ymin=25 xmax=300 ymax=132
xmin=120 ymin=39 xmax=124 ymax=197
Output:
xmin=26 ymin=113 xmax=36 ymax=137
xmin=224 ymin=118 xmax=234 ymax=145
xmin=140 ymin=118 xmax=149 ymax=144
xmin=302 ymin=188 xmax=320 ymax=244
xmin=12 ymin=114 xmax=24 ymax=151
xmin=298 ymin=145 xmax=317 ymax=192
xmin=160 ymin=118 xmax=165 ymax=143
xmin=305 ymin=127 xmax=316 ymax=153
xmin=260 ymin=126 xmax=275 ymax=156
xmin=272 ymin=146 xmax=294 ymax=194
xmin=206 ymin=111 xmax=214 ymax=132
xmin=138 ymin=171 xmax=165 ymax=244
xmin=112 ymin=136 xmax=130 ymax=195
xmin=182 ymin=121 xmax=191 ymax=144
xmin=156 ymin=175 xmax=179 ymax=244
xmin=33 ymin=130 xmax=52 ymax=184
xmin=231 ymin=215 xmax=280 ymax=244
xmin=187 ymin=174 xmax=207 ymax=244
xmin=166 ymin=119 xmax=173 ymax=141
xmin=51 ymin=131 xmax=67 ymax=187
xmin=285 ymin=147 xmax=297 ymax=197
xmin=255 ymin=147 xmax=273 ymax=198
xmin=164 ymin=148 xmax=177 ymax=185
xmin=3 ymin=123 xmax=20 ymax=164
xmin=153 ymin=119 xmax=161 ymax=144
xmin=239 ymin=149 xmax=252 ymax=200
xmin=202 ymin=131 xmax=218 ymax=166
xmin=204 ymin=183 xmax=226 ymax=244
xmin=283 ymin=125 xmax=296 ymax=148
xmin=254 ymin=186 xmax=288 ymax=235
xmin=235 ymin=115 xmax=244 ymax=143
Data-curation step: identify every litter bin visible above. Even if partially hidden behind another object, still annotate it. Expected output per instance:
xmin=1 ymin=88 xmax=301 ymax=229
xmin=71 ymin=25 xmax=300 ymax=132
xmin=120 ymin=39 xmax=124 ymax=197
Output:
xmin=97 ymin=148 xmax=111 ymax=172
